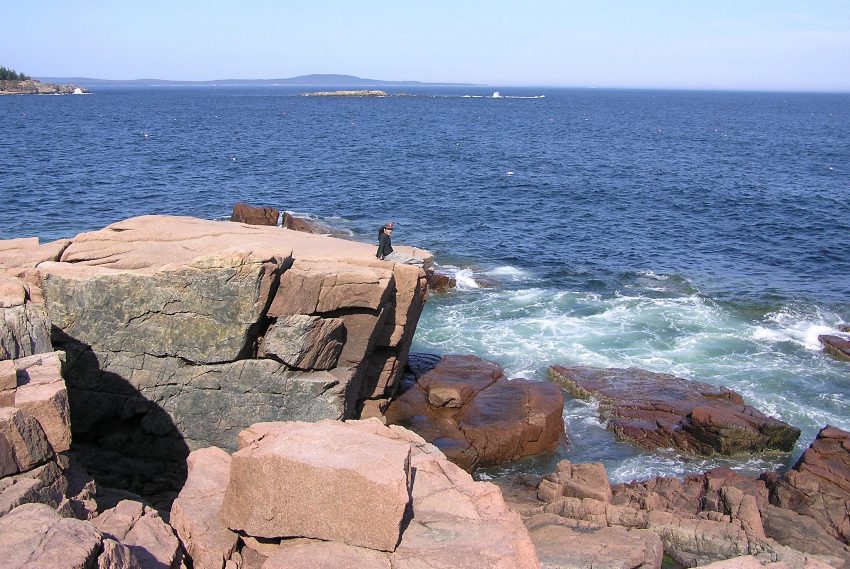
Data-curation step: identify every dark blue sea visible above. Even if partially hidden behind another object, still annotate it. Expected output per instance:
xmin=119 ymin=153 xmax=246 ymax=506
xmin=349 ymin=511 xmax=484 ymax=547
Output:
xmin=2 ymin=86 xmax=849 ymax=481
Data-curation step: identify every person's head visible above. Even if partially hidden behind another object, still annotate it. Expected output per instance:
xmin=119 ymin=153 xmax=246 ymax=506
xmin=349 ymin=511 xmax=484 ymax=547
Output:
xmin=383 ymin=222 xmax=394 ymax=234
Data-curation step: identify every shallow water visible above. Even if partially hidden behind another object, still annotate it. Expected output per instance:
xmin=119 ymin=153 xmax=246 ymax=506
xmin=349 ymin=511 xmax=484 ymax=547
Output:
xmin=2 ymin=85 xmax=848 ymax=481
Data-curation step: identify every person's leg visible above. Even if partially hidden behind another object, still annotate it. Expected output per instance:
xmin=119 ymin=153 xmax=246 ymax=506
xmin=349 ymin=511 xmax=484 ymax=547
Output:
xmin=384 ymin=251 xmax=425 ymax=267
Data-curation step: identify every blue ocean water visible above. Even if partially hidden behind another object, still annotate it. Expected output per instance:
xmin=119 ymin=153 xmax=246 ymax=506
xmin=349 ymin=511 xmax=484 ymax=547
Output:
xmin=2 ymin=86 xmax=849 ymax=481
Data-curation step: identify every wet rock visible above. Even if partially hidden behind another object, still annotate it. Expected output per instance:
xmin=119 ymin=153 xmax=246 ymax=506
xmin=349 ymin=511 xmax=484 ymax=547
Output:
xmin=219 ymin=420 xmax=412 ymax=551
xmin=386 ymin=355 xmax=566 ymax=470
xmin=818 ymin=335 xmax=850 ymax=362
xmin=230 ymin=202 xmax=280 ymax=226
xmin=282 ymin=212 xmax=321 ymax=233
xmin=170 ymin=447 xmax=238 ymax=569
xmin=426 ymin=271 xmax=456 ymax=293
xmin=549 ymin=365 xmax=800 ymax=456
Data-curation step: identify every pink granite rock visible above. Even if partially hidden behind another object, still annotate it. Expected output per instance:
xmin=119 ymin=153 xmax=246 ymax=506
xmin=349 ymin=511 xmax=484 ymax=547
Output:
xmin=98 ymin=538 xmax=143 ymax=569
xmin=0 ymin=502 xmax=102 ymax=569
xmin=0 ymin=359 xmax=15 ymax=406
xmin=219 ymin=420 xmax=412 ymax=551
xmin=263 ymin=540 xmax=391 ymax=569
xmin=171 ymin=447 xmax=238 ymax=569
xmin=13 ymin=351 xmax=71 ymax=453
xmin=259 ymin=315 xmax=345 ymax=370
xmin=0 ymin=407 xmax=52 ymax=475
xmin=230 ymin=202 xmax=280 ymax=226
xmin=92 ymin=499 xmax=182 ymax=569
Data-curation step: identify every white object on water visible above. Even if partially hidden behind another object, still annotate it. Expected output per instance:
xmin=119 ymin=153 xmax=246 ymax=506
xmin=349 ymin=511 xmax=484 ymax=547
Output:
xmin=73 ymin=87 xmax=84 ymax=95
xmin=492 ymin=91 xmax=503 ymax=98
xmin=506 ymin=171 xmax=515 ymax=176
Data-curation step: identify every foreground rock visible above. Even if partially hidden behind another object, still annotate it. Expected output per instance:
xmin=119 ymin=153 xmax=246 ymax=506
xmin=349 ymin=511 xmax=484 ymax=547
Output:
xmin=512 ymin=425 xmax=850 ymax=569
xmin=819 ymin=335 xmax=850 ymax=362
xmin=172 ymin=419 xmax=540 ymax=568
xmin=549 ymin=365 xmax=800 ymax=456
xmin=1 ymin=215 xmax=432 ymax=499
xmin=386 ymin=354 xmax=566 ymax=470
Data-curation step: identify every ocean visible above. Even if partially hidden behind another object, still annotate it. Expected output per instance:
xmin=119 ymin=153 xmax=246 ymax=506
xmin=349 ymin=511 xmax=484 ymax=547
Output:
xmin=2 ymin=85 xmax=848 ymax=482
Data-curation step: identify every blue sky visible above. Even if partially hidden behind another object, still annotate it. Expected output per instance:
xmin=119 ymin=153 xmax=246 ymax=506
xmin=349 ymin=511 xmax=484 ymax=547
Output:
xmin=3 ymin=1 xmax=849 ymax=91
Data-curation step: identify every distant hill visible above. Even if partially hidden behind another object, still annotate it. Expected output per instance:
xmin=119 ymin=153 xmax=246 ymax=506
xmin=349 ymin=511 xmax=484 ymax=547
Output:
xmin=35 ymin=74 xmax=479 ymax=88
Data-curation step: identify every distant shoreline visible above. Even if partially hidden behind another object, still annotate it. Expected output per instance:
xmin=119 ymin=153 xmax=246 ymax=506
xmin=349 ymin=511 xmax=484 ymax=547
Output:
xmin=0 ymin=79 xmax=88 ymax=96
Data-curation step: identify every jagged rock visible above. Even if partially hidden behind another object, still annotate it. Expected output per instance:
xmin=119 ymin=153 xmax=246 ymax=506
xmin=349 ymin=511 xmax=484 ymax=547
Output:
xmin=549 ymin=365 xmax=800 ymax=456
xmin=765 ymin=425 xmax=850 ymax=544
xmin=0 ymin=502 xmax=102 ymax=569
xmin=386 ymin=355 xmax=566 ymax=470
xmin=170 ymin=447 xmax=238 ymax=569
xmin=426 ymin=271 xmax=456 ymax=293
xmin=0 ymin=407 xmax=52 ymax=475
xmin=538 ymin=460 xmax=614 ymax=504
xmin=0 ymin=303 xmax=52 ymax=360
xmin=0 ymin=455 xmax=68 ymax=516
xmin=13 ymin=351 xmax=71 ymax=453
xmin=219 ymin=420 xmax=412 ymax=551
xmin=98 ymin=538 xmax=143 ymax=569
xmin=819 ymin=335 xmax=850 ymax=362
xmin=282 ymin=212 xmax=321 ymax=233
xmin=230 ymin=202 xmax=279 ymax=226
xmin=91 ymin=499 xmax=182 ymax=569
xmin=0 ymin=273 xmax=26 ymax=308
xmin=259 ymin=315 xmax=345 ymax=370
xmin=526 ymin=512 xmax=663 ymax=569
xmin=762 ymin=504 xmax=850 ymax=567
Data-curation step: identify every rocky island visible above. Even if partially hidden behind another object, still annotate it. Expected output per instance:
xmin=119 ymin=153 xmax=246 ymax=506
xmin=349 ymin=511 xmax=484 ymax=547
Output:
xmin=0 ymin=66 xmax=87 ymax=95
xmin=0 ymin=208 xmax=848 ymax=569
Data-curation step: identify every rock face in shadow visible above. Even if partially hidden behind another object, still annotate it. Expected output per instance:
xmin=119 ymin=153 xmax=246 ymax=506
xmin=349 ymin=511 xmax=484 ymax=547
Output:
xmin=819 ymin=335 xmax=850 ymax=362
xmin=385 ymin=355 xmax=566 ymax=470
xmin=172 ymin=419 xmax=541 ymax=569
xmin=549 ymin=365 xmax=800 ymax=456
xmin=517 ymin=426 xmax=850 ymax=569
xmin=1 ymin=215 xmax=433 ymax=500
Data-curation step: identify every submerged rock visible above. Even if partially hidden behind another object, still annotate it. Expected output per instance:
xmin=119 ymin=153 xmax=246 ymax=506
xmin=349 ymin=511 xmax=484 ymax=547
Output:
xmin=386 ymin=354 xmax=566 ymax=470
xmin=549 ymin=365 xmax=800 ymax=456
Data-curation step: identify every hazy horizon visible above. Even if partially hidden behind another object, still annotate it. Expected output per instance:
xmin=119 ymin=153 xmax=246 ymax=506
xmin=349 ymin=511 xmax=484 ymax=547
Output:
xmin=5 ymin=1 xmax=850 ymax=93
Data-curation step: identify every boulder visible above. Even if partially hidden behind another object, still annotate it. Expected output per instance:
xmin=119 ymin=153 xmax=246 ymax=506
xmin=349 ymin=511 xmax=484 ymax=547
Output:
xmin=0 ymin=303 xmax=52 ymax=360
xmin=426 ymin=271 xmax=456 ymax=294
xmin=170 ymin=447 xmax=238 ymax=569
xmin=549 ymin=365 xmax=800 ymax=456
xmin=0 ymin=502 xmax=102 ymax=569
xmin=386 ymin=355 xmax=566 ymax=470
xmin=282 ymin=212 xmax=321 ymax=233
xmin=230 ymin=202 xmax=280 ymax=226
xmin=819 ymin=335 xmax=850 ymax=362
xmin=219 ymin=420 xmax=412 ymax=551
xmin=259 ymin=315 xmax=345 ymax=370
xmin=0 ymin=273 xmax=26 ymax=308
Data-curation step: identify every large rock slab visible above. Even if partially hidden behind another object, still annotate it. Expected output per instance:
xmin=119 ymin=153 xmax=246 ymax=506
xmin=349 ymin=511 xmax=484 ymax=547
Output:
xmin=0 ymin=502 xmax=102 ymax=569
xmin=386 ymin=355 xmax=566 ymax=470
xmin=549 ymin=365 xmax=800 ymax=456
xmin=219 ymin=420 xmax=412 ymax=551
xmin=170 ymin=447 xmax=238 ymax=569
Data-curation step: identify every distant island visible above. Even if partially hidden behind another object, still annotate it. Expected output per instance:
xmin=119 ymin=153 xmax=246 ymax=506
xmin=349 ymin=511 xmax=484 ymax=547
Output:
xmin=1 ymin=65 xmax=87 ymax=95
xmin=34 ymin=73 xmax=479 ymax=88
xmin=301 ymin=90 xmax=395 ymax=97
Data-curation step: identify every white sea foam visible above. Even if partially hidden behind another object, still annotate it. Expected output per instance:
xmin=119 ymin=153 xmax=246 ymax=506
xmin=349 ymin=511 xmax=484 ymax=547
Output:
xmin=484 ymin=265 xmax=533 ymax=281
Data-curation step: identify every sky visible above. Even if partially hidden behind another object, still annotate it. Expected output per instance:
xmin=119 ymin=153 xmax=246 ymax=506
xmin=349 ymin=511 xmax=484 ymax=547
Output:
xmin=3 ymin=0 xmax=850 ymax=91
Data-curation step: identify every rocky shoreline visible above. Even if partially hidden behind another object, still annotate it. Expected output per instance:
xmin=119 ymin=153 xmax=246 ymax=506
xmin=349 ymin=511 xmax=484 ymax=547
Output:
xmin=0 ymin=79 xmax=88 ymax=95
xmin=1 ymin=209 xmax=848 ymax=568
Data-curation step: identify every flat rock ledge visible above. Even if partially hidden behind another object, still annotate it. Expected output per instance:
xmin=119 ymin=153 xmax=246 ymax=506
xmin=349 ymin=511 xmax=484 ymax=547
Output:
xmin=385 ymin=354 xmax=566 ymax=470
xmin=499 ymin=425 xmax=850 ymax=569
xmin=171 ymin=418 xmax=540 ymax=569
xmin=549 ymin=365 xmax=800 ymax=456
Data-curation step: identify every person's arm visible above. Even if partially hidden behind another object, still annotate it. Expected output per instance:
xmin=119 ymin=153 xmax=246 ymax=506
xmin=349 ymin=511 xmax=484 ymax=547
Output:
xmin=377 ymin=232 xmax=388 ymax=259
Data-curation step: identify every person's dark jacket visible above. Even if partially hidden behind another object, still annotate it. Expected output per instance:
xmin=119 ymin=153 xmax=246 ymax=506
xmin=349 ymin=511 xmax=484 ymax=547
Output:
xmin=376 ymin=229 xmax=393 ymax=259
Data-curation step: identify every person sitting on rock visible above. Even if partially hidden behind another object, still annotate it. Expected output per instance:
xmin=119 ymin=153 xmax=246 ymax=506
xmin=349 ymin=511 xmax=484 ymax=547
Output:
xmin=376 ymin=222 xmax=425 ymax=268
